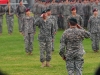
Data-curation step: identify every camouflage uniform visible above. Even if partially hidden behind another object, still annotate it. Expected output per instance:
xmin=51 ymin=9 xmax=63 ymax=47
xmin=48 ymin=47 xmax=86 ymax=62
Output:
xmin=32 ymin=2 xmax=38 ymax=19
xmin=87 ymin=15 xmax=100 ymax=51
xmin=57 ymin=2 xmax=64 ymax=29
xmin=41 ymin=3 xmax=47 ymax=12
xmin=16 ymin=5 xmax=26 ymax=32
xmin=37 ymin=3 xmax=42 ymax=18
xmin=5 ymin=5 xmax=14 ymax=34
xmin=34 ymin=17 xmax=54 ymax=62
xmin=48 ymin=15 xmax=58 ymax=51
xmin=83 ymin=3 xmax=90 ymax=28
xmin=0 ymin=5 xmax=5 ymax=33
xmin=22 ymin=16 xmax=36 ymax=53
xmin=93 ymin=3 xmax=100 ymax=16
xmin=88 ymin=2 xmax=94 ymax=17
xmin=62 ymin=3 xmax=71 ymax=29
xmin=66 ymin=14 xmax=84 ymax=29
xmin=59 ymin=27 xmax=90 ymax=75
xmin=49 ymin=3 xmax=58 ymax=28
xmin=76 ymin=2 xmax=84 ymax=25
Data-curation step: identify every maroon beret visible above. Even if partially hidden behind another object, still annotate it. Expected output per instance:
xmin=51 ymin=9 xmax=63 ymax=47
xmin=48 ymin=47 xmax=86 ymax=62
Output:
xmin=26 ymin=8 xmax=30 ymax=12
xmin=71 ymin=7 xmax=76 ymax=11
xmin=93 ymin=8 xmax=98 ymax=12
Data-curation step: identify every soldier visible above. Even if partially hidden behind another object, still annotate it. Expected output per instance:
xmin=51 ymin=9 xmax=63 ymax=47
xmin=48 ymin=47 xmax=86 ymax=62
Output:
xmin=34 ymin=10 xmax=55 ymax=67
xmin=93 ymin=0 xmax=100 ymax=16
xmin=49 ymin=0 xmax=58 ymax=27
xmin=76 ymin=0 xmax=84 ymax=21
xmin=57 ymin=0 xmax=64 ymax=29
xmin=88 ymin=0 xmax=94 ymax=17
xmin=0 ymin=5 xmax=5 ymax=35
xmin=46 ymin=8 xmax=58 ymax=51
xmin=36 ymin=0 xmax=43 ymax=18
xmin=59 ymin=18 xmax=90 ymax=75
xmin=16 ymin=0 xmax=26 ymax=33
xmin=66 ymin=7 xmax=84 ymax=29
xmin=32 ymin=0 xmax=38 ymax=19
xmin=87 ymin=8 xmax=100 ymax=52
xmin=83 ymin=0 xmax=90 ymax=28
xmin=62 ymin=0 xmax=71 ymax=29
xmin=21 ymin=8 xmax=36 ymax=55
xmin=5 ymin=1 xmax=14 ymax=35
xmin=41 ymin=1 xmax=47 ymax=13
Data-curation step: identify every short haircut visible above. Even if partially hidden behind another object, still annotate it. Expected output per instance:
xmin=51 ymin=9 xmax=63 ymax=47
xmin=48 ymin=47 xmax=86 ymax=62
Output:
xmin=69 ymin=21 xmax=77 ymax=26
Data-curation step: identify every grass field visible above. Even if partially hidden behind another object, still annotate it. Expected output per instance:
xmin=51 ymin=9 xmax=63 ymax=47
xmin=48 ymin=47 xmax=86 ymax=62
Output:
xmin=0 ymin=16 xmax=100 ymax=75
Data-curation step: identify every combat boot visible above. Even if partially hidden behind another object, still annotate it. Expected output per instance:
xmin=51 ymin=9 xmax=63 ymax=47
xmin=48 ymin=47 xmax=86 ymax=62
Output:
xmin=41 ymin=62 xmax=46 ymax=68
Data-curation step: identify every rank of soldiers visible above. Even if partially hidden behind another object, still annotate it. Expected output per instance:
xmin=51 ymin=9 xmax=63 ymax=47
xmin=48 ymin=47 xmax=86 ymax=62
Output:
xmin=0 ymin=0 xmax=100 ymax=75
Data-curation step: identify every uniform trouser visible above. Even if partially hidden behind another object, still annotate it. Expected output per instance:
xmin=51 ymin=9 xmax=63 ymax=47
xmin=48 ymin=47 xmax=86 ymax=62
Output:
xmin=0 ymin=16 xmax=3 ymax=33
xmin=58 ymin=15 xmax=64 ymax=29
xmin=52 ymin=15 xmax=58 ymax=28
xmin=52 ymin=37 xmax=55 ymax=51
xmin=39 ymin=41 xmax=52 ymax=62
xmin=18 ymin=15 xmax=25 ymax=32
xmin=91 ymin=33 xmax=100 ymax=51
xmin=66 ymin=54 xmax=84 ymax=75
xmin=6 ymin=15 xmax=14 ymax=33
xmin=63 ymin=15 xmax=69 ymax=29
xmin=24 ymin=33 xmax=34 ymax=53
xmin=84 ymin=15 xmax=89 ymax=28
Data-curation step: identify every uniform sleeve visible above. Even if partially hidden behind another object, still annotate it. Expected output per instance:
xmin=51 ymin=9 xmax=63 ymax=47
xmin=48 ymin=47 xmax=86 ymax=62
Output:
xmin=82 ymin=30 xmax=90 ymax=38
xmin=0 ymin=6 xmax=5 ymax=15
xmin=22 ymin=18 xmax=25 ymax=33
xmin=66 ymin=16 xmax=70 ymax=29
xmin=10 ymin=6 xmax=15 ymax=15
xmin=59 ymin=32 xmax=66 ymax=58
xmin=53 ymin=16 xmax=58 ymax=32
xmin=34 ymin=17 xmax=41 ymax=28
xmin=33 ymin=18 xmax=36 ymax=33
xmin=80 ymin=16 xmax=84 ymax=27
xmin=87 ymin=17 xmax=91 ymax=32
xmin=15 ymin=6 xmax=19 ymax=17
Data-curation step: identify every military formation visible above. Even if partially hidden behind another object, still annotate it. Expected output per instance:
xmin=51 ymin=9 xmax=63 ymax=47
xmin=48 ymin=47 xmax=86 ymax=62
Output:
xmin=0 ymin=0 xmax=100 ymax=74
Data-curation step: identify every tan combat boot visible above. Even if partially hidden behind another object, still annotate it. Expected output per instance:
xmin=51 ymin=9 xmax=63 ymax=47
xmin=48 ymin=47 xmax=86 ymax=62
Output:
xmin=41 ymin=62 xmax=46 ymax=68
xmin=46 ymin=61 xmax=51 ymax=67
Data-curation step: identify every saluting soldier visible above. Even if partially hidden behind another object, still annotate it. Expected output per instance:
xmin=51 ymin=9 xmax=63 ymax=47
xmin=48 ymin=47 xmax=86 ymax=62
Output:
xmin=34 ymin=10 xmax=55 ymax=67
xmin=87 ymin=8 xmax=100 ymax=52
xmin=21 ymin=8 xmax=36 ymax=55
xmin=0 ymin=5 xmax=5 ymax=35
xmin=16 ymin=0 xmax=26 ymax=33
xmin=5 ymin=1 xmax=14 ymax=35
xmin=59 ymin=18 xmax=90 ymax=75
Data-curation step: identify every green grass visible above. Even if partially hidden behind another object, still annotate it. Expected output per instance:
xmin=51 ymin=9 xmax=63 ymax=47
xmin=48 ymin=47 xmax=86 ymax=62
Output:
xmin=0 ymin=16 xmax=100 ymax=75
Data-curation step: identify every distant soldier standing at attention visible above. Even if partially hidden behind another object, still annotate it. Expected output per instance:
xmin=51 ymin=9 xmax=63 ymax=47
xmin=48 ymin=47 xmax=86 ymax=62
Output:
xmin=87 ymin=8 xmax=100 ymax=52
xmin=46 ymin=8 xmax=58 ymax=52
xmin=21 ymin=8 xmax=36 ymax=55
xmin=16 ymin=0 xmax=26 ymax=33
xmin=66 ymin=7 xmax=84 ymax=29
xmin=59 ymin=18 xmax=90 ymax=75
xmin=5 ymin=1 xmax=14 ymax=35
